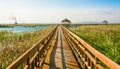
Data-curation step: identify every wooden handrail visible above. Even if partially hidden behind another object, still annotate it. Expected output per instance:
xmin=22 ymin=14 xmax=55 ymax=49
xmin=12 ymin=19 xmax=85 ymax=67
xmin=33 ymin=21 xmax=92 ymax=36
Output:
xmin=7 ymin=25 xmax=58 ymax=69
xmin=61 ymin=25 xmax=120 ymax=69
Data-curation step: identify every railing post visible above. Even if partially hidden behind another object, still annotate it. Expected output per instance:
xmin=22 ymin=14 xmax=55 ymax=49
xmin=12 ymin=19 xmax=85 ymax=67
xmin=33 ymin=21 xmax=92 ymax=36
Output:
xmin=35 ymin=58 xmax=37 ymax=68
xmin=31 ymin=61 xmax=34 ymax=69
xmin=95 ymin=57 xmax=98 ymax=69
xmin=26 ymin=56 xmax=30 ymax=69
xmin=90 ymin=60 xmax=93 ymax=69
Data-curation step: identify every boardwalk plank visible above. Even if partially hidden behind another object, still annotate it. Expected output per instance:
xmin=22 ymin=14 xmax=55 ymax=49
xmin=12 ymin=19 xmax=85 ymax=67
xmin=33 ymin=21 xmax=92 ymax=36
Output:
xmin=42 ymin=27 xmax=80 ymax=69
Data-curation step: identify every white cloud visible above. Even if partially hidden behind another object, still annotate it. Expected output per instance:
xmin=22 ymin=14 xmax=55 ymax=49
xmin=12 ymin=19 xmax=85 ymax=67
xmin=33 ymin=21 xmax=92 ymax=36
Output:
xmin=0 ymin=8 xmax=120 ymax=23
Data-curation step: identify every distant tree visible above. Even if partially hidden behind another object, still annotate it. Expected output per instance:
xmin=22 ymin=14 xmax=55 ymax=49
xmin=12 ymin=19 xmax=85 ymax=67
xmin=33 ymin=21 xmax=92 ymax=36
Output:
xmin=15 ymin=21 xmax=18 ymax=24
xmin=9 ymin=16 xmax=18 ymax=24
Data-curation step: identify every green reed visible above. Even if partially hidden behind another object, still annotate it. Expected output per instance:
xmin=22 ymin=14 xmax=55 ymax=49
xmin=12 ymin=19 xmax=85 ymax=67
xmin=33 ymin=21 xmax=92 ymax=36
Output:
xmin=69 ymin=24 xmax=120 ymax=65
xmin=0 ymin=25 xmax=54 ymax=69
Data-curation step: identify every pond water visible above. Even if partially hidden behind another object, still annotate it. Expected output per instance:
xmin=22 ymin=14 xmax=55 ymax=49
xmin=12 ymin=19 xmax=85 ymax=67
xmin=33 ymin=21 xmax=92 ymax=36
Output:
xmin=0 ymin=26 xmax=48 ymax=33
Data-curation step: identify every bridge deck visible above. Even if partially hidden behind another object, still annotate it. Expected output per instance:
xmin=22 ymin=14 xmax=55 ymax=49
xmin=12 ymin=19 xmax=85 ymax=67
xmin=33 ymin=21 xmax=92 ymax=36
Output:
xmin=42 ymin=27 xmax=80 ymax=69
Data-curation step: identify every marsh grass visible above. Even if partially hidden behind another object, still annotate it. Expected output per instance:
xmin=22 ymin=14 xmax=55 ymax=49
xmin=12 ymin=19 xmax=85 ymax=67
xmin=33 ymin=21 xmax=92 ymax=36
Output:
xmin=69 ymin=25 xmax=120 ymax=65
xmin=0 ymin=25 xmax=54 ymax=68
xmin=0 ymin=24 xmax=51 ymax=27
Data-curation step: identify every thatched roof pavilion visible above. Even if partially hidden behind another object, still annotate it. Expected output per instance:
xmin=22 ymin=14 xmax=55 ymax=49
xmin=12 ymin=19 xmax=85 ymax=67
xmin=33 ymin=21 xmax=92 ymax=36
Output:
xmin=61 ymin=18 xmax=71 ymax=24
xmin=102 ymin=20 xmax=108 ymax=24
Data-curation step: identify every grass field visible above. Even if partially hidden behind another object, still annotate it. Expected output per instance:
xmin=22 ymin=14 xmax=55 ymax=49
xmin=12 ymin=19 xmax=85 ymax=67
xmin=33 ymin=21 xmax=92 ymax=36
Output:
xmin=69 ymin=24 xmax=120 ymax=65
xmin=0 ymin=25 xmax=55 ymax=68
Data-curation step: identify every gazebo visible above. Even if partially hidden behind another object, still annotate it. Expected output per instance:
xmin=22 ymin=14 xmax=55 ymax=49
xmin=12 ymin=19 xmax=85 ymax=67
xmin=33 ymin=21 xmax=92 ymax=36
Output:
xmin=102 ymin=20 xmax=108 ymax=24
xmin=15 ymin=20 xmax=18 ymax=24
xmin=61 ymin=18 xmax=71 ymax=24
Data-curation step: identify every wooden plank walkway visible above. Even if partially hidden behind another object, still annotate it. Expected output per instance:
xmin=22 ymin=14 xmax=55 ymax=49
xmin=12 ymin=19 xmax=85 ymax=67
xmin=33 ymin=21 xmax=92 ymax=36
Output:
xmin=42 ymin=26 xmax=80 ymax=69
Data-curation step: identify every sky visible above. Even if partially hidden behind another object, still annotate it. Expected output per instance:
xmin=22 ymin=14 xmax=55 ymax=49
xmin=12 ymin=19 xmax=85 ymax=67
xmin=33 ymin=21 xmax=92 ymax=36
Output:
xmin=0 ymin=0 xmax=120 ymax=24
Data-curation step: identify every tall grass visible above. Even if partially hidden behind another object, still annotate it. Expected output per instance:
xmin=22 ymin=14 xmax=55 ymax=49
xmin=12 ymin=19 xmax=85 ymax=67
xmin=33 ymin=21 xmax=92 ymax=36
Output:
xmin=69 ymin=25 xmax=120 ymax=64
xmin=0 ymin=25 xmax=54 ymax=69
xmin=0 ymin=24 xmax=52 ymax=27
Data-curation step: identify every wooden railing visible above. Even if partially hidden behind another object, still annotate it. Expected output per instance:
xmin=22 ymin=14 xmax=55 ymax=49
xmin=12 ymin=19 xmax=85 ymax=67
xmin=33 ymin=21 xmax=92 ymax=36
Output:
xmin=7 ymin=25 xmax=58 ymax=69
xmin=61 ymin=25 xmax=120 ymax=69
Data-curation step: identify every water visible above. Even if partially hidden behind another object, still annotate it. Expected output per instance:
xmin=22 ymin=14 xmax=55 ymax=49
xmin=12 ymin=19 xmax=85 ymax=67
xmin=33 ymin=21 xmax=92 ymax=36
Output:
xmin=0 ymin=26 xmax=48 ymax=33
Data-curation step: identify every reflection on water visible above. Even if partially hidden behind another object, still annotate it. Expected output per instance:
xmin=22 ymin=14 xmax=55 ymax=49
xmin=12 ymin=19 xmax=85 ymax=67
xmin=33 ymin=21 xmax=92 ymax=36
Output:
xmin=0 ymin=26 xmax=48 ymax=33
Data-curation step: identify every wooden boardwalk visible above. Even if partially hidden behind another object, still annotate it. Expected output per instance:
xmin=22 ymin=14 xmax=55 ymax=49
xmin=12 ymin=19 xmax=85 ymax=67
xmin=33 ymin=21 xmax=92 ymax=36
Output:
xmin=6 ymin=25 xmax=120 ymax=69
xmin=42 ymin=27 xmax=79 ymax=69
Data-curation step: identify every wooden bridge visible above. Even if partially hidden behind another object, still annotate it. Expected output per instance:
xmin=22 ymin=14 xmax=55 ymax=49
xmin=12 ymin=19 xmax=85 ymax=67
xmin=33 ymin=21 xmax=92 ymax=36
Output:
xmin=7 ymin=25 xmax=120 ymax=69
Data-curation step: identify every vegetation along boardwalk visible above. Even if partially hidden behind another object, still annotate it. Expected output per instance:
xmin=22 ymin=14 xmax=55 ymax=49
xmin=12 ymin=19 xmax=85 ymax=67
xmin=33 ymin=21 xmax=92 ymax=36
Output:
xmin=6 ymin=25 xmax=120 ymax=69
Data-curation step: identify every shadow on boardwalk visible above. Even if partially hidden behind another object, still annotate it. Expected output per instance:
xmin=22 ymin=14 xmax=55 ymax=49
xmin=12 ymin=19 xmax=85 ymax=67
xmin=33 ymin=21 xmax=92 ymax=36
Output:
xmin=43 ymin=27 xmax=79 ymax=69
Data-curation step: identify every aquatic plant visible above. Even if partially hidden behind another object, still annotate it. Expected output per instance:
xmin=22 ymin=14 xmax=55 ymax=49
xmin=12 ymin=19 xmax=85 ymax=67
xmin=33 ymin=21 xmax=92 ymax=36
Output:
xmin=0 ymin=25 xmax=55 ymax=68
xmin=69 ymin=24 xmax=120 ymax=64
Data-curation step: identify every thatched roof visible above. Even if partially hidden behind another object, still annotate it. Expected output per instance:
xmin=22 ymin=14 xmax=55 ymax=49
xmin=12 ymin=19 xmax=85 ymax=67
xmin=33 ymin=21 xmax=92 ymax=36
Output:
xmin=102 ymin=20 xmax=108 ymax=24
xmin=61 ymin=18 xmax=71 ymax=23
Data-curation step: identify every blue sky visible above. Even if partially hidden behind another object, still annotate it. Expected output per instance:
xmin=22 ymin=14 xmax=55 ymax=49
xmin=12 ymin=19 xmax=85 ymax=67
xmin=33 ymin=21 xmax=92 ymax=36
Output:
xmin=0 ymin=0 xmax=120 ymax=23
